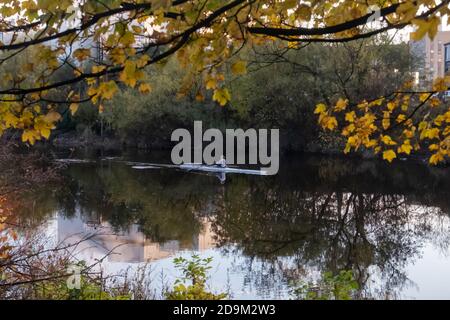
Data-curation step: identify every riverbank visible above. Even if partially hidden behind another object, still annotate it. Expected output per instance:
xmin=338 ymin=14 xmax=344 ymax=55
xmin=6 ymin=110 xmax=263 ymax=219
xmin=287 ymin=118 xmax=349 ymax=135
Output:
xmin=50 ymin=130 xmax=447 ymax=167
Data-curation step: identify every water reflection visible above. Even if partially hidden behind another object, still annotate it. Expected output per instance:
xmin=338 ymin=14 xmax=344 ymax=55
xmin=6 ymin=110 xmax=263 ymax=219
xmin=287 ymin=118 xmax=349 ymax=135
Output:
xmin=21 ymin=154 xmax=450 ymax=299
xmin=57 ymin=213 xmax=216 ymax=263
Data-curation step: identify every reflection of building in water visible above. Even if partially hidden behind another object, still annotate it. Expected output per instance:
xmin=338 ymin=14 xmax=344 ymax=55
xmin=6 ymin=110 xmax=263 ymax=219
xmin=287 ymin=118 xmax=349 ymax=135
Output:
xmin=57 ymin=209 xmax=216 ymax=263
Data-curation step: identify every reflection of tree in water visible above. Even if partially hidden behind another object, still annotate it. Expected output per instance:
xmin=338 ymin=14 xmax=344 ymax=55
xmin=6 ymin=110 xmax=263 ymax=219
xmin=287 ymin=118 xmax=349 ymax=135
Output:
xmin=57 ymin=163 xmax=221 ymax=246
xmin=210 ymin=157 xmax=450 ymax=299
xmin=18 ymin=155 xmax=450 ymax=299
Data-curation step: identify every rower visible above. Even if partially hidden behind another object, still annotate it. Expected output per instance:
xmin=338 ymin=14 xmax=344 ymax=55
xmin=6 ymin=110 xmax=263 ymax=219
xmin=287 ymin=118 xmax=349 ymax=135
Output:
xmin=216 ymin=155 xmax=227 ymax=168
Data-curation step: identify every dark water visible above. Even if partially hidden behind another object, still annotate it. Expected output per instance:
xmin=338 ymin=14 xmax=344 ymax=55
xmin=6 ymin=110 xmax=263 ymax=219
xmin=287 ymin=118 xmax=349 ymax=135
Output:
xmin=21 ymin=150 xmax=450 ymax=299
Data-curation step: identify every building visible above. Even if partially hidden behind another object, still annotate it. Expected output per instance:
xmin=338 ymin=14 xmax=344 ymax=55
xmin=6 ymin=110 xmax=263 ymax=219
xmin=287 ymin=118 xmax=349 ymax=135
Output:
xmin=56 ymin=209 xmax=217 ymax=264
xmin=410 ymin=29 xmax=450 ymax=86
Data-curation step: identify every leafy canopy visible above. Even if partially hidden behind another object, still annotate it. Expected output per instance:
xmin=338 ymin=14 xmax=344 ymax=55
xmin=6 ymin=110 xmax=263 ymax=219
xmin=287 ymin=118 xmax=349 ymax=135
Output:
xmin=0 ymin=0 xmax=449 ymax=163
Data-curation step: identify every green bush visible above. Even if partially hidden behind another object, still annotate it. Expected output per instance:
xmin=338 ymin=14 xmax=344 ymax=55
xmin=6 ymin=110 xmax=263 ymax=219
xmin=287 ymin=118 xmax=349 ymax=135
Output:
xmin=165 ymin=255 xmax=227 ymax=300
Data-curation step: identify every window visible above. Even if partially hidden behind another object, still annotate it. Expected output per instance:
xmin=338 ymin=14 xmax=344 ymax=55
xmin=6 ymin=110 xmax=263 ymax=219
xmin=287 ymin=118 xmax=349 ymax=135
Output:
xmin=445 ymin=43 xmax=450 ymax=73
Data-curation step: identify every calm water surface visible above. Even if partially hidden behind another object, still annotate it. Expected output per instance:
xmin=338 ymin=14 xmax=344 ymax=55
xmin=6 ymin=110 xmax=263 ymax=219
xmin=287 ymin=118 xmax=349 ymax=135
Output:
xmin=21 ymin=150 xmax=450 ymax=299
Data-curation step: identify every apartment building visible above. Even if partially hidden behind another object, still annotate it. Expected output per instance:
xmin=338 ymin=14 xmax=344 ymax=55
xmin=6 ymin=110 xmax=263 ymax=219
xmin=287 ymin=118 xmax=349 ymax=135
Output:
xmin=411 ymin=29 xmax=450 ymax=86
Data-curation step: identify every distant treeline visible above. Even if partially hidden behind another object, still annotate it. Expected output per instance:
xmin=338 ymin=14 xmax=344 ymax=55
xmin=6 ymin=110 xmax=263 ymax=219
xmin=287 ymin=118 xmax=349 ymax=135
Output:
xmin=52 ymin=35 xmax=415 ymax=153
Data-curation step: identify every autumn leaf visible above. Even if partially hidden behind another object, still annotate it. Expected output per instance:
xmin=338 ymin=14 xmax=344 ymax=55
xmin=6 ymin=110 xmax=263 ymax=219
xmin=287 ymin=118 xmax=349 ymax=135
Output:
xmin=206 ymin=79 xmax=217 ymax=90
xmin=119 ymin=60 xmax=144 ymax=88
xmin=44 ymin=111 xmax=62 ymax=123
xmin=382 ymin=118 xmax=390 ymax=130
xmin=429 ymin=144 xmax=439 ymax=151
xmin=69 ymin=103 xmax=79 ymax=115
xmin=334 ymin=98 xmax=348 ymax=112
xmin=381 ymin=135 xmax=397 ymax=146
xmin=383 ymin=150 xmax=397 ymax=163
xmin=419 ymin=93 xmax=431 ymax=102
xmin=411 ymin=17 xmax=440 ymax=41
xmin=314 ymin=103 xmax=327 ymax=114
xmin=213 ymin=88 xmax=231 ymax=106
xmin=138 ymin=83 xmax=152 ymax=94
xmin=73 ymin=48 xmax=91 ymax=61
xmin=387 ymin=101 xmax=396 ymax=111
xmin=320 ymin=116 xmax=338 ymax=131
xmin=429 ymin=152 xmax=444 ymax=165
xmin=40 ymin=128 xmax=51 ymax=139
xmin=398 ymin=141 xmax=412 ymax=155
xmin=22 ymin=129 xmax=37 ymax=145
xmin=345 ymin=111 xmax=356 ymax=122
xmin=231 ymin=60 xmax=247 ymax=75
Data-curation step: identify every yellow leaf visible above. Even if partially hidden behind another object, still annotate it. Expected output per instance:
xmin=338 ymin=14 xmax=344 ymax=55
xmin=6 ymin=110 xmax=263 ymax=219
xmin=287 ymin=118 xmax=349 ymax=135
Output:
xmin=396 ymin=114 xmax=406 ymax=123
xmin=334 ymin=98 xmax=348 ymax=112
xmin=323 ymin=116 xmax=338 ymax=131
xmin=429 ymin=97 xmax=441 ymax=108
xmin=206 ymin=79 xmax=217 ymax=90
xmin=22 ymin=129 xmax=37 ymax=145
xmin=231 ymin=60 xmax=247 ymax=75
xmin=41 ymin=128 xmax=51 ymax=139
xmin=3 ymin=112 xmax=19 ymax=128
xmin=283 ymin=0 xmax=298 ymax=10
xmin=382 ymin=118 xmax=390 ymax=130
xmin=411 ymin=17 xmax=440 ymax=41
xmin=92 ymin=65 xmax=106 ymax=73
xmin=398 ymin=141 xmax=412 ymax=155
xmin=381 ymin=135 xmax=397 ymax=146
xmin=314 ymin=103 xmax=327 ymax=114
xmin=73 ymin=48 xmax=91 ymax=61
xmin=422 ymin=128 xmax=440 ymax=140
xmin=44 ymin=111 xmax=61 ymax=123
xmin=345 ymin=111 xmax=356 ymax=122
xmin=119 ymin=60 xmax=139 ymax=88
xmin=213 ymin=88 xmax=231 ymax=106
xmin=419 ymin=93 xmax=431 ymax=102
xmin=418 ymin=121 xmax=428 ymax=131
xmin=383 ymin=150 xmax=397 ymax=163
xmin=120 ymin=31 xmax=135 ymax=46
xmin=387 ymin=101 xmax=396 ymax=111
xmin=396 ymin=2 xmax=418 ymax=22
xmin=70 ymin=103 xmax=79 ymax=115
xmin=429 ymin=152 xmax=444 ymax=165
xmin=138 ymin=83 xmax=152 ymax=94
xmin=136 ymin=55 xmax=150 ymax=68
xmin=98 ymin=80 xmax=119 ymax=100
xmin=429 ymin=144 xmax=439 ymax=151
xmin=371 ymin=98 xmax=384 ymax=106
xmin=342 ymin=123 xmax=355 ymax=136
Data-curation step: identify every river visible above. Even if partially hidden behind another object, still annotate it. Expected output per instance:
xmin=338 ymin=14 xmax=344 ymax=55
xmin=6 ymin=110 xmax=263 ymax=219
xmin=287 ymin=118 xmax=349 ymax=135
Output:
xmin=18 ymin=149 xmax=450 ymax=299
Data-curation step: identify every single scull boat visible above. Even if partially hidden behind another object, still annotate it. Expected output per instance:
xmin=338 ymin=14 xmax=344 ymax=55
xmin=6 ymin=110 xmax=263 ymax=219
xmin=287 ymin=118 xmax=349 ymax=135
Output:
xmin=179 ymin=163 xmax=268 ymax=175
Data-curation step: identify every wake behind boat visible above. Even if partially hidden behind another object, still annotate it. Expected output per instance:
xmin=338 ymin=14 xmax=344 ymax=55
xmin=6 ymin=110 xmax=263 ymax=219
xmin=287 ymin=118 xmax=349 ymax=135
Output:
xmin=55 ymin=158 xmax=268 ymax=176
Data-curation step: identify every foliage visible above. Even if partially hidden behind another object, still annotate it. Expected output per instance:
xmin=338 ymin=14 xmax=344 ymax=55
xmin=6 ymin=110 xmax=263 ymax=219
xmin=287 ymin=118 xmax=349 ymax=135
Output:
xmin=315 ymin=77 xmax=450 ymax=165
xmin=25 ymin=262 xmax=131 ymax=300
xmin=78 ymin=37 xmax=413 ymax=152
xmin=294 ymin=270 xmax=359 ymax=300
xmin=0 ymin=0 xmax=448 ymax=163
xmin=230 ymin=36 xmax=414 ymax=152
xmin=165 ymin=255 xmax=227 ymax=300
xmin=102 ymin=57 xmax=229 ymax=148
